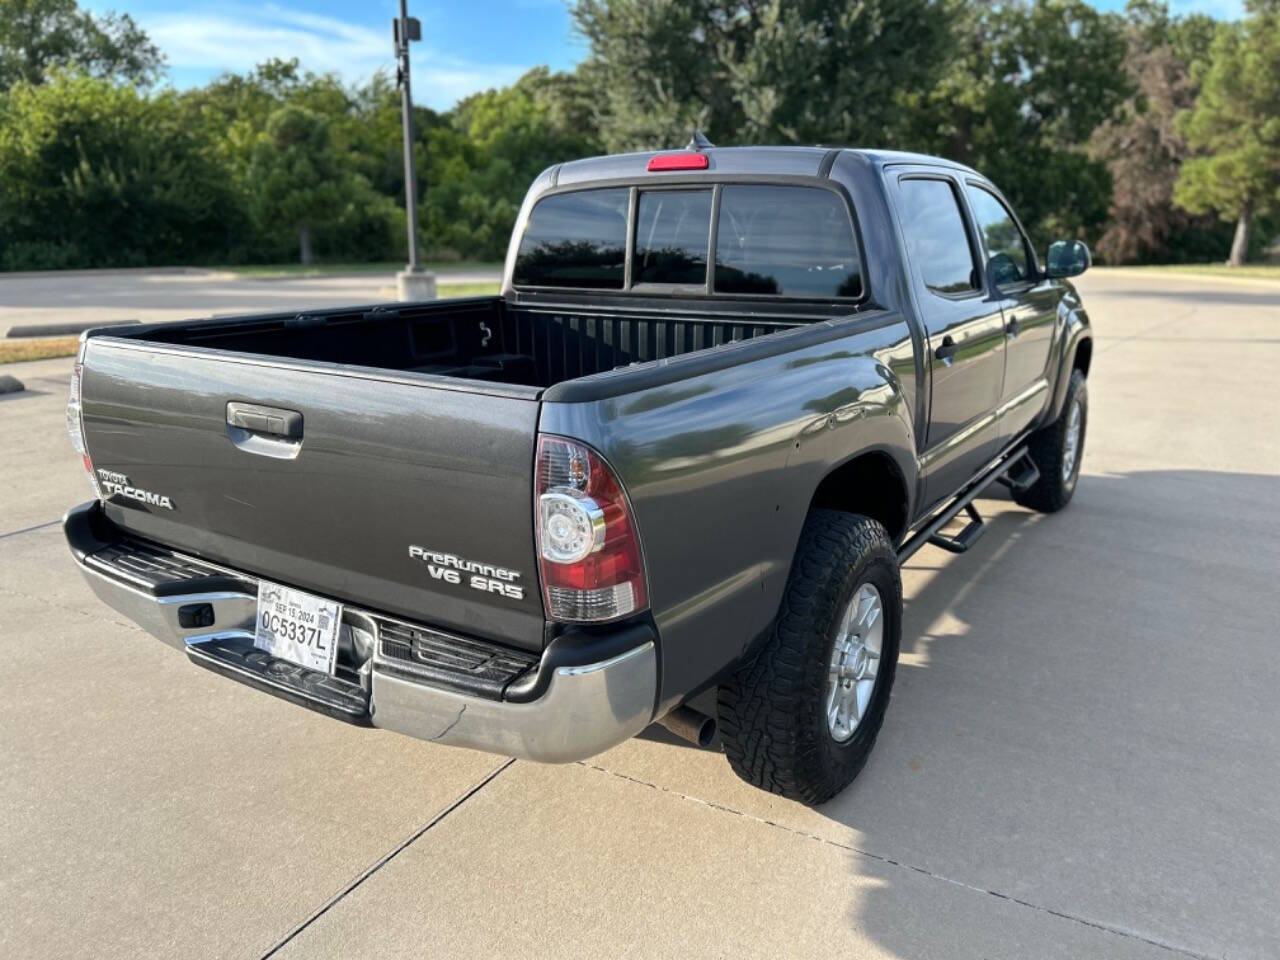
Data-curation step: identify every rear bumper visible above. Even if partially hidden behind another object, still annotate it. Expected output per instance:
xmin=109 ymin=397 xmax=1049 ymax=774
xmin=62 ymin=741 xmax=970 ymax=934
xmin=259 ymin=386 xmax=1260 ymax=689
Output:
xmin=64 ymin=502 xmax=657 ymax=763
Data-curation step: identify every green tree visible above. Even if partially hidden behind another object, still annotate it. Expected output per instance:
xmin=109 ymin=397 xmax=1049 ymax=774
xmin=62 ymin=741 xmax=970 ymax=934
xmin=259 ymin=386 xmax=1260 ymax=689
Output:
xmin=571 ymin=0 xmax=954 ymax=151
xmin=420 ymin=68 xmax=603 ymax=260
xmin=906 ymin=0 xmax=1130 ymax=249
xmin=1174 ymin=0 xmax=1280 ymax=266
xmin=1088 ymin=2 xmax=1221 ymax=263
xmin=0 ymin=0 xmax=162 ymax=91
xmin=0 ymin=71 xmax=239 ymax=268
xmin=181 ymin=61 xmax=407 ymax=263
xmin=247 ymin=105 xmax=353 ymax=264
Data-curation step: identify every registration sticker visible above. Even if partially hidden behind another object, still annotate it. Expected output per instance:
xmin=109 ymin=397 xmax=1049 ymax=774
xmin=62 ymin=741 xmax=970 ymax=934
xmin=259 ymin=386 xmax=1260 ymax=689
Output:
xmin=253 ymin=581 xmax=342 ymax=675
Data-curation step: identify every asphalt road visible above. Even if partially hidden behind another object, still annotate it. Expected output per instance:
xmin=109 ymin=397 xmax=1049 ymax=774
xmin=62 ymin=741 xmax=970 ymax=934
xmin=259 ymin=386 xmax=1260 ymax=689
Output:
xmin=0 ymin=267 xmax=502 ymax=338
xmin=1 ymin=270 xmax=1277 ymax=959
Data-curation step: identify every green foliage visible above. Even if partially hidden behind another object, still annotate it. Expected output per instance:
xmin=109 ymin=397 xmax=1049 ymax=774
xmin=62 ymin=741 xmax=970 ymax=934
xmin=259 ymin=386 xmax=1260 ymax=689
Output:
xmin=1087 ymin=1 xmax=1231 ymax=263
xmin=248 ymin=105 xmax=348 ymax=263
xmin=572 ymin=0 xmax=954 ymax=150
xmin=904 ymin=0 xmax=1130 ymax=250
xmin=0 ymin=71 xmax=241 ymax=269
xmin=421 ymin=67 xmax=603 ymax=261
xmin=0 ymin=0 xmax=162 ymax=91
xmin=1174 ymin=2 xmax=1280 ymax=226
xmin=0 ymin=0 xmax=1274 ymax=272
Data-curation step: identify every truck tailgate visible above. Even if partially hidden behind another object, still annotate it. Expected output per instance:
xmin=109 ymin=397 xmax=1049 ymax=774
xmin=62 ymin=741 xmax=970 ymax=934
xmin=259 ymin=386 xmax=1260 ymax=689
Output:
xmin=79 ymin=340 xmax=545 ymax=650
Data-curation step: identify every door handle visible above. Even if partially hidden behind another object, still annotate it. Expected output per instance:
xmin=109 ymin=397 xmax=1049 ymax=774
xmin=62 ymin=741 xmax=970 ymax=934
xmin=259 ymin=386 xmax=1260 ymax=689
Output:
xmin=227 ymin=402 xmax=303 ymax=439
xmin=1005 ymin=315 xmax=1021 ymax=338
xmin=934 ymin=335 xmax=958 ymax=365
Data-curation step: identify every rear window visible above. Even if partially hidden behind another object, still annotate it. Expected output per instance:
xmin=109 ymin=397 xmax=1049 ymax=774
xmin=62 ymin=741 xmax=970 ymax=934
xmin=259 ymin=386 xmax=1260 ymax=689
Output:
xmin=633 ymin=189 xmax=712 ymax=285
xmin=715 ymin=186 xmax=861 ymax=298
xmin=513 ymin=182 xmax=861 ymax=300
xmin=513 ymin=188 xmax=628 ymax=289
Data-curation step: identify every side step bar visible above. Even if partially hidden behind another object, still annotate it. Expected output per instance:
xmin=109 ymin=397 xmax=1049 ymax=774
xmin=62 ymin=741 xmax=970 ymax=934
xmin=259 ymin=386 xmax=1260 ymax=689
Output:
xmin=927 ymin=503 xmax=985 ymax=554
xmin=998 ymin=452 xmax=1041 ymax=494
xmin=897 ymin=446 xmax=1031 ymax=563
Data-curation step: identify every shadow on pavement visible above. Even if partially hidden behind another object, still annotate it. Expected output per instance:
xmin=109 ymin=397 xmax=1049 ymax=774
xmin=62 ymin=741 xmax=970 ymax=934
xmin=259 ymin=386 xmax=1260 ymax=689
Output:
xmin=835 ymin=468 xmax=1280 ymax=959
xmin=635 ymin=467 xmax=1278 ymax=956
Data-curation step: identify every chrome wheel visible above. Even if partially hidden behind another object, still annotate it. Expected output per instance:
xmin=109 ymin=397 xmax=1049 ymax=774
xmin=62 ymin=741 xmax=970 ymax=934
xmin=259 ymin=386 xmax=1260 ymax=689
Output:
xmin=1062 ymin=399 xmax=1082 ymax=483
xmin=825 ymin=583 xmax=884 ymax=742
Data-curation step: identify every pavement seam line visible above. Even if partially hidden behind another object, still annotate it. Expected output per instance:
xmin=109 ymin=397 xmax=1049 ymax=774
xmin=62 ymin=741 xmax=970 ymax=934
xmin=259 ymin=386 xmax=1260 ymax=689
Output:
xmin=0 ymin=519 xmax=60 ymax=541
xmin=259 ymin=757 xmax=516 ymax=959
xmin=578 ymin=762 xmax=1221 ymax=960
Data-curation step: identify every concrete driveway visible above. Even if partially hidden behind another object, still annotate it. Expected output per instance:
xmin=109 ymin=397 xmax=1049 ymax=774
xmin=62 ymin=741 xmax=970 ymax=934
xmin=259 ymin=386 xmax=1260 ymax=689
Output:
xmin=1 ymin=270 xmax=1277 ymax=959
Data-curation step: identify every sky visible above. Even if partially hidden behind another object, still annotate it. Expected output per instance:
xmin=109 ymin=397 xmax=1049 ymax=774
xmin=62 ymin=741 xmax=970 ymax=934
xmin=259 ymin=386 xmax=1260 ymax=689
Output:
xmin=84 ymin=0 xmax=1246 ymax=111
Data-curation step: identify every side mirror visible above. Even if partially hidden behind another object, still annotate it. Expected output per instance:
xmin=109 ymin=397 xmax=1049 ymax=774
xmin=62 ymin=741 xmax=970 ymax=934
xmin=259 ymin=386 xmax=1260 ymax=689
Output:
xmin=986 ymin=252 xmax=1021 ymax=287
xmin=1045 ymin=239 xmax=1091 ymax=279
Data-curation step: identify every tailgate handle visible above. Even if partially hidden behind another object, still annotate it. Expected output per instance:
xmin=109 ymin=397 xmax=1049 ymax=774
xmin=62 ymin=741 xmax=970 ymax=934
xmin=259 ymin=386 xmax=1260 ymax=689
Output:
xmin=226 ymin=402 xmax=303 ymax=440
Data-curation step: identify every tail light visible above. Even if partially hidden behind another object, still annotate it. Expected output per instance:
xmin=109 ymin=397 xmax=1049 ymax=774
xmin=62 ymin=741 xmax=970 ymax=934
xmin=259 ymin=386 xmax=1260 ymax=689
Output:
xmin=535 ymin=435 xmax=647 ymax=622
xmin=67 ymin=359 xmax=101 ymax=499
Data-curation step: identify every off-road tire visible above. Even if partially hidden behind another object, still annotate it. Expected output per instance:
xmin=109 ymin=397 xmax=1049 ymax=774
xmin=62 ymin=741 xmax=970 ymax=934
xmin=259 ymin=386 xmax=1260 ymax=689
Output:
xmin=717 ymin=510 xmax=902 ymax=805
xmin=1014 ymin=369 xmax=1088 ymax=513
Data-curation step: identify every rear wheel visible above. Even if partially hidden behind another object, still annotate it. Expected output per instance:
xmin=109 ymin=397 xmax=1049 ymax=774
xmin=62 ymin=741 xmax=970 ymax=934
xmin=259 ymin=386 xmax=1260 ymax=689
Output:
xmin=718 ymin=510 xmax=901 ymax=805
xmin=1014 ymin=369 xmax=1088 ymax=513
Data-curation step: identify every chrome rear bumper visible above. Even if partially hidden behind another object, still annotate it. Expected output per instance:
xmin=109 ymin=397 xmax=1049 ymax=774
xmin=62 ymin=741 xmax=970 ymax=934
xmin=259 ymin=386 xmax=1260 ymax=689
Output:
xmin=65 ymin=502 xmax=657 ymax=763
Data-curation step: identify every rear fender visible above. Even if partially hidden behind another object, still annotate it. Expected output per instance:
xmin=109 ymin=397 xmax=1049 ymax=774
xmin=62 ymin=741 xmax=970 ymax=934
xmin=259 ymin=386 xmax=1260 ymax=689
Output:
xmin=539 ymin=317 xmax=919 ymax=711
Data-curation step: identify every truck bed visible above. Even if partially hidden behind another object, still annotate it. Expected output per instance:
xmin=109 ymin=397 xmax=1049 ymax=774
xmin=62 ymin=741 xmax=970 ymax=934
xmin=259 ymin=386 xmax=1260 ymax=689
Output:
xmin=137 ymin=297 xmax=799 ymax=391
xmin=76 ymin=295 xmax=807 ymax=651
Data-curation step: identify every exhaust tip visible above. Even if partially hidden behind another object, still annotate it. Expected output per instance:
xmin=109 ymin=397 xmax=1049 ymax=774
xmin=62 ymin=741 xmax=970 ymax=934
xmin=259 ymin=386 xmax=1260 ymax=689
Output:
xmin=658 ymin=705 xmax=717 ymax=748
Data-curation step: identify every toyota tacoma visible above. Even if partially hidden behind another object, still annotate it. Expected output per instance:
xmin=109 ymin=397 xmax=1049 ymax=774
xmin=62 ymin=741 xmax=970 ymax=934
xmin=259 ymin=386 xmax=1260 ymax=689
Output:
xmin=64 ymin=144 xmax=1093 ymax=804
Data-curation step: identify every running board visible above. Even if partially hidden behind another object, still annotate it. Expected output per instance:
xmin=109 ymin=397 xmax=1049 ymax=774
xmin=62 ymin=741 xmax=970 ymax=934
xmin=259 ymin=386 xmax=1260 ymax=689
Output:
xmin=997 ymin=452 xmax=1041 ymax=494
xmin=927 ymin=503 xmax=985 ymax=554
xmin=897 ymin=445 xmax=1029 ymax=564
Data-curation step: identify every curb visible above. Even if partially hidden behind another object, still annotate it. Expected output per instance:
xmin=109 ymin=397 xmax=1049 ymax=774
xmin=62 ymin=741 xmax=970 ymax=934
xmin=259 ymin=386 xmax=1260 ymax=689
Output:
xmin=0 ymin=266 xmax=214 ymax=280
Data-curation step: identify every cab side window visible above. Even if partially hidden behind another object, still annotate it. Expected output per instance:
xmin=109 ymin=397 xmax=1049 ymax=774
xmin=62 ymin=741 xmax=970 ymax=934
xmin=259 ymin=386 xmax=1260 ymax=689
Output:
xmin=896 ymin=177 xmax=979 ymax=296
xmin=964 ymin=185 xmax=1031 ymax=287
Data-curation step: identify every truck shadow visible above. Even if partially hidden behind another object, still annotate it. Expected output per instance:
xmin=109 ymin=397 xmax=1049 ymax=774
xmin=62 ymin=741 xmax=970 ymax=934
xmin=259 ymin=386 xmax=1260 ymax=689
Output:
xmin=833 ymin=468 xmax=1279 ymax=957
xmin=641 ymin=468 xmax=1279 ymax=955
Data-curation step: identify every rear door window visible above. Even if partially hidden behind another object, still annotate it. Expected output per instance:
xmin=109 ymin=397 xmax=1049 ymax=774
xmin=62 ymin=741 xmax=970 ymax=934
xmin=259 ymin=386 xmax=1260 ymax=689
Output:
xmin=896 ymin=178 xmax=980 ymax=295
xmin=633 ymin=189 xmax=712 ymax=286
xmin=513 ymin=188 xmax=629 ymax=289
xmin=714 ymin=185 xmax=861 ymax=298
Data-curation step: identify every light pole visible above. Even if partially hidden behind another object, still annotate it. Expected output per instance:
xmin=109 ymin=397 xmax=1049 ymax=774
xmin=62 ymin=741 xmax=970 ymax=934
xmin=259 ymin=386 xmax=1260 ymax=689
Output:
xmin=394 ymin=0 xmax=435 ymax=301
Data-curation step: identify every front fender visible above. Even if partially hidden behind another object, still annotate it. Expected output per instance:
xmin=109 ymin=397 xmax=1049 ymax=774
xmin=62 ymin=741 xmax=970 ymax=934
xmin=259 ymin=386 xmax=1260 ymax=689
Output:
xmin=1048 ymin=295 xmax=1092 ymax=423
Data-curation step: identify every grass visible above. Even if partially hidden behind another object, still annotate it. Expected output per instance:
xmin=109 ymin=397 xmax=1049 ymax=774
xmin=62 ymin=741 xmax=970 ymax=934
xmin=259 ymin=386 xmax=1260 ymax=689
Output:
xmin=437 ymin=282 xmax=499 ymax=298
xmin=223 ymin=261 xmax=501 ymax=278
xmin=0 ymin=336 xmax=80 ymax=364
xmin=1118 ymin=263 xmax=1280 ymax=281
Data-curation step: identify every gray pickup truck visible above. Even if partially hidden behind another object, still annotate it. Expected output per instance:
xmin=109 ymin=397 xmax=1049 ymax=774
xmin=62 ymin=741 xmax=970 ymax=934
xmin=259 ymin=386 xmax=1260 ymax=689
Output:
xmin=64 ymin=145 xmax=1092 ymax=803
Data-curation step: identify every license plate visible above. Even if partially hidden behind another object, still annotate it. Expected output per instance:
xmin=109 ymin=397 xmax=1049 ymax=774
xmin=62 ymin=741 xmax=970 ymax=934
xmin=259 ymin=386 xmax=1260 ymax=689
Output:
xmin=254 ymin=581 xmax=342 ymax=674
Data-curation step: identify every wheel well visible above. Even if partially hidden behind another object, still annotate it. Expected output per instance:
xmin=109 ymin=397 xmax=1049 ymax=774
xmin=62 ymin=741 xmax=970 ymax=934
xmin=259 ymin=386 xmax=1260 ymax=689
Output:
xmin=808 ymin=451 xmax=908 ymax=542
xmin=1073 ymin=338 xmax=1092 ymax=377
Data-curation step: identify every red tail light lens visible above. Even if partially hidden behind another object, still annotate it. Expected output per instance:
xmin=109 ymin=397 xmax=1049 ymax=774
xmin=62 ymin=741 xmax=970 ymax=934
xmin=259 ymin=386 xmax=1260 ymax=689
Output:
xmin=535 ymin=435 xmax=647 ymax=622
xmin=647 ymin=153 xmax=709 ymax=171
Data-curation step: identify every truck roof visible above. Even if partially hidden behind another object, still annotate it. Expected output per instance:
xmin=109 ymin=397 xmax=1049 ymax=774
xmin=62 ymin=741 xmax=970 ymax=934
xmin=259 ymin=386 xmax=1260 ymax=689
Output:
xmin=552 ymin=145 xmax=977 ymax=188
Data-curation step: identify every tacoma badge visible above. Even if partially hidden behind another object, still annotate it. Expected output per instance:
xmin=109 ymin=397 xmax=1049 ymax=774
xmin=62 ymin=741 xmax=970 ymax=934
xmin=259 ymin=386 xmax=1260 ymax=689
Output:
xmin=96 ymin=470 xmax=175 ymax=510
